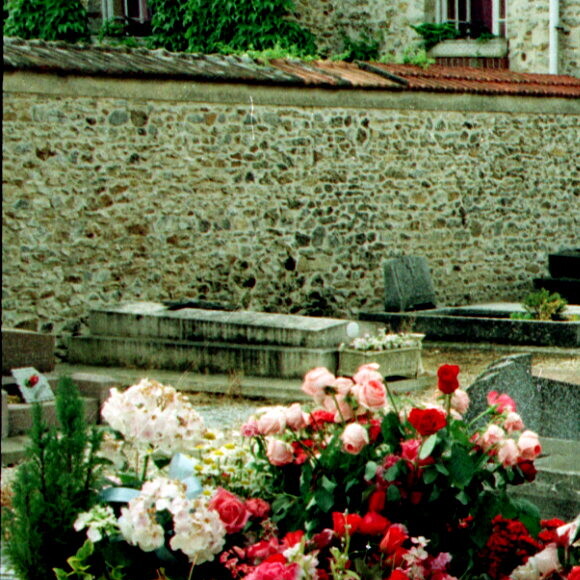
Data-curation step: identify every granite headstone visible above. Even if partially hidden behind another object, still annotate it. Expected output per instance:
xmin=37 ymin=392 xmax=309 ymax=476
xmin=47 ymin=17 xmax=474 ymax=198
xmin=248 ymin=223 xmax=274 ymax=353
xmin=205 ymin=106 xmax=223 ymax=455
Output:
xmin=383 ymin=256 xmax=437 ymax=312
xmin=465 ymin=353 xmax=579 ymax=440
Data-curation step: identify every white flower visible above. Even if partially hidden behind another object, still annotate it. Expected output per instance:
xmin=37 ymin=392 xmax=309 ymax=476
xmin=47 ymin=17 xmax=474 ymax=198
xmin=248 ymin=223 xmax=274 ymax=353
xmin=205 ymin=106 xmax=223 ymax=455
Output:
xmin=116 ymin=476 xmax=226 ymax=564
xmin=73 ymin=505 xmax=119 ymax=543
xmin=101 ymin=379 xmax=206 ymax=454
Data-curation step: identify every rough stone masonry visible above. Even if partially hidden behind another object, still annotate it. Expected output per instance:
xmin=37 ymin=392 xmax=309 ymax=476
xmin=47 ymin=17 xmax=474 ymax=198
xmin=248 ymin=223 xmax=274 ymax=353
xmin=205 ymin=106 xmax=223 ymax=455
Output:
xmin=2 ymin=64 xmax=579 ymax=340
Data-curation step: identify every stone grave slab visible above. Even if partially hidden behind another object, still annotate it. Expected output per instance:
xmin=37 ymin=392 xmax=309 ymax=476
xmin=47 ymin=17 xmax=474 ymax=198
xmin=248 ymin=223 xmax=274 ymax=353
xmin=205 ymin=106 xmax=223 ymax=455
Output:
xmin=383 ymin=256 xmax=437 ymax=312
xmin=2 ymin=328 xmax=55 ymax=374
xmin=11 ymin=367 xmax=55 ymax=403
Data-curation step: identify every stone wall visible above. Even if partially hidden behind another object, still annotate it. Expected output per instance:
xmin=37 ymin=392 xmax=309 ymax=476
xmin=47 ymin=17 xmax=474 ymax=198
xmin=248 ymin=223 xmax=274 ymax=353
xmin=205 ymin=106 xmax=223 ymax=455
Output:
xmin=508 ymin=0 xmax=580 ymax=75
xmin=2 ymin=72 xmax=579 ymax=339
xmin=293 ymin=0 xmax=425 ymax=58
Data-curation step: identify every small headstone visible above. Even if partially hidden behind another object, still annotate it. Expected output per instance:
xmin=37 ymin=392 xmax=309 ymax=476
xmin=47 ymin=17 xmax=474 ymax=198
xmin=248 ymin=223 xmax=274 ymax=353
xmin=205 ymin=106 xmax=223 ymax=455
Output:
xmin=383 ymin=256 xmax=437 ymax=312
xmin=2 ymin=328 xmax=55 ymax=374
xmin=11 ymin=367 xmax=55 ymax=403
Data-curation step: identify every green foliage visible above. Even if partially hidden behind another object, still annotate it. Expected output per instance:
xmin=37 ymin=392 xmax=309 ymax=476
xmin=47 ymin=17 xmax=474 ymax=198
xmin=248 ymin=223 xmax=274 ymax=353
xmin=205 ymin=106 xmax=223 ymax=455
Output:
xmin=332 ymin=31 xmax=380 ymax=62
xmin=4 ymin=0 xmax=89 ymax=42
xmin=2 ymin=377 xmax=104 ymax=580
xmin=401 ymin=46 xmax=436 ymax=68
xmin=147 ymin=0 xmax=189 ymax=52
xmin=510 ymin=288 xmax=569 ymax=321
xmin=147 ymin=0 xmax=317 ymax=56
xmin=411 ymin=21 xmax=460 ymax=50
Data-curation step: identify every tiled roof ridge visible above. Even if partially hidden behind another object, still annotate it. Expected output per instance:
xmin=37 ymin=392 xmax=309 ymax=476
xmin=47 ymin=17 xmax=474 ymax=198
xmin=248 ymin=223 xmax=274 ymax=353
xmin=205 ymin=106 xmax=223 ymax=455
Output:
xmin=4 ymin=36 xmax=580 ymax=98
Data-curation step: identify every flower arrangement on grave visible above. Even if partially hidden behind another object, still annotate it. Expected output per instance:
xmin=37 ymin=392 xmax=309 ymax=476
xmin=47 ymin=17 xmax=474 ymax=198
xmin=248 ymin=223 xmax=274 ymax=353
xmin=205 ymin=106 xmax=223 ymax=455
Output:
xmin=30 ymin=369 xmax=579 ymax=580
xmin=341 ymin=329 xmax=425 ymax=352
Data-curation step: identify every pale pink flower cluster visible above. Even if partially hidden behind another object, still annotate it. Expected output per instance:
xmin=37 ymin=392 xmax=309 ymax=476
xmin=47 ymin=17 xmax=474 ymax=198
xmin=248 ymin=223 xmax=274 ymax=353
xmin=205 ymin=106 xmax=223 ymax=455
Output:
xmin=101 ymin=378 xmax=206 ymax=453
xmin=117 ymin=476 xmax=226 ymax=564
xmin=302 ymin=364 xmax=388 ymax=417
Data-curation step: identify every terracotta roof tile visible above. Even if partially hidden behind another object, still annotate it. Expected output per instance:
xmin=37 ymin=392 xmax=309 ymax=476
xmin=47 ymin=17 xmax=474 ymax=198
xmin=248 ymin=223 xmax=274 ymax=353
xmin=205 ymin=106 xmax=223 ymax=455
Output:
xmin=3 ymin=37 xmax=580 ymax=98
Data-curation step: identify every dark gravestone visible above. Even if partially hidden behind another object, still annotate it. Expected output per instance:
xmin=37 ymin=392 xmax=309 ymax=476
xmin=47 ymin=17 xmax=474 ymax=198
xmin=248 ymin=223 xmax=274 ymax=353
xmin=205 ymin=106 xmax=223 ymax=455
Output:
xmin=2 ymin=328 xmax=56 ymax=375
xmin=383 ymin=256 xmax=437 ymax=312
xmin=465 ymin=353 xmax=579 ymax=440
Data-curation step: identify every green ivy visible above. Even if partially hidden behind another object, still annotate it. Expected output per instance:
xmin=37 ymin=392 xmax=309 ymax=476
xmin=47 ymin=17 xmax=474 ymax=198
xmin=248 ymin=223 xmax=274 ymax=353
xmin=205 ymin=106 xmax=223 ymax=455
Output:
xmin=411 ymin=22 xmax=460 ymax=50
xmin=147 ymin=0 xmax=317 ymax=56
xmin=4 ymin=0 xmax=89 ymax=42
xmin=332 ymin=31 xmax=380 ymax=62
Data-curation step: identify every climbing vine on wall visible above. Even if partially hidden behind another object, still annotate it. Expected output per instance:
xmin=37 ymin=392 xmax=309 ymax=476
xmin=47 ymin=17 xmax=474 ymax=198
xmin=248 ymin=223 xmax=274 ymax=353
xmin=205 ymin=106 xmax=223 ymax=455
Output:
xmin=148 ymin=0 xmax=317 ymax=56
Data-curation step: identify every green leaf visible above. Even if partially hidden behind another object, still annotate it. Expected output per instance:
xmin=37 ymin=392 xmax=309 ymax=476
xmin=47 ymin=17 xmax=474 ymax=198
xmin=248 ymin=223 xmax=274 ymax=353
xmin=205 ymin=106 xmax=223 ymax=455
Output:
xmin=384 ymin=462 xmax=402 ymax=482
xmin=364 ymin=461 xmax=378 ymax=481
xmin=456 ymin=490 xmax=470 ymax=505
xmin=387 ymin=485 xmax=401 ymax=501
xmin=422 ymin=467 xmax=438 ymax=485
xmin=448 ymin=444 xmax=475 ymax=489
xmin=419 ymin=434 xmax=438 ymax=460
xmin=321 ymin=475 xmax=337 ymax=494
xmin=314 ymin=488 xmax=334 ymax=512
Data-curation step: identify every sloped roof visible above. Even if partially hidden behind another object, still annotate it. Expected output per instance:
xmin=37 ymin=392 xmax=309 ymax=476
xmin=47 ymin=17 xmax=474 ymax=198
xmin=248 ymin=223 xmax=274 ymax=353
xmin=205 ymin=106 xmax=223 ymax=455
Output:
xmin=3 ymin=37 xmax=580 ymax=98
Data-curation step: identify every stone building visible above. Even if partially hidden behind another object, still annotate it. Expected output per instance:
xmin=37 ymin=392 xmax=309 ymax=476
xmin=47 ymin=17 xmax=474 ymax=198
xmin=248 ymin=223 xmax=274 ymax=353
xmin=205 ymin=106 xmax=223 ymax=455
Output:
xmin=2 ymin=38 xmax=579 ymax=340
xmin=84 ymin=0 xmax=579 ymax=75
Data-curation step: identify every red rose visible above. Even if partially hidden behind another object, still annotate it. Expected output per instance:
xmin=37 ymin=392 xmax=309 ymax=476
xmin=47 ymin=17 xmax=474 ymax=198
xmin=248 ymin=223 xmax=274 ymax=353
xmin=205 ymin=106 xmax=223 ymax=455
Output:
xmin=388 ymin=572 xmax=410 ymax=580
xmin=244 ymin=560 xmax=299 ymax=580
xmin=408 ymin=407 xmax=447 ymax=436
xmin=379 ymin=523 xmax=409 ymax=554
xmin=245 ymin=498 xmax=271 ymax=520
xmin=283 ymin=530 xmax=305 ymax=548
xmin=209 ymin=487 xmax=250 ymax=534
xmin=517 ymin=459 xmax=537 ymax=482
xmin=309 ymin=410 xmax=336 ymax=430
xmin=358 ymin=511 xmax=390 ymax=535
xmin=27 ymin=374 xmax=40 ymax=387
xmin=368 ymin=490 xmax=386 ymax=512
xmin=332 ymin=512 xmax=362 ymax=536
xmin=437 ymin=364 xmax=460 ymax=394
xmin=568 ymin=566 xmax=580 ymax=580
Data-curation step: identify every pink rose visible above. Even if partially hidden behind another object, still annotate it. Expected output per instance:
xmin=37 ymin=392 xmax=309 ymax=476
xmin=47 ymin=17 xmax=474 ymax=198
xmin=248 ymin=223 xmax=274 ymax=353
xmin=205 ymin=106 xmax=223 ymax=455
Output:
xmin=244 ymin=560 xmax=300 ymax=580
xmin=504 ymin=411 xmax=524 ymax=433
xmin=301 ymin=367 xmax=335 ymax=402
xmin=246 ymin=537 xmax=280 ymax=562
xmin=245 ymin=498 xmax=271 ymax=520
xmin=340 ymin=422 xmax=369 ymax=454
xmin=241 ymin=419 xmax=259 ymax=437
xmin=518 ymin=430 xmax=542 ymax=460
xmin=400 ymin=439 xmax=421 ymax=463
xmin=450 ymin=389 xmax=470 ymax=415
xmin=257 ymin=407 xmax=287 ymax=436
xmin=285 ymin=403 xmax=308 ymax=431
xmin=498 ymin=438 xmax=519 ymax=467
xmin=352 ymin=363 xmax=382 ymax=385
xmin=353 ymin=379 xmax=387 ymax=410
xmin=333 ymin=377 xmax=354 ymax=396
xmin=479 ymin=424 xmax=505 ymax=451
xmin=323 ymin=396 xmax=354 ymax=423
xmin=266 ymin=438 xmax=294 ymax=466
xmin=487 ymin=391 xmax=517 ymax=413
xmin=209 ymin=487 xmax=250 ymax=534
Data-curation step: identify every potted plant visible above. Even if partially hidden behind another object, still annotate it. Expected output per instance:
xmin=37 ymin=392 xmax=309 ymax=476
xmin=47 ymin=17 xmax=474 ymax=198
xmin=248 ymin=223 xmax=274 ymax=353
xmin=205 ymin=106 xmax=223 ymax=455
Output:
xmin=338 ymin=328 xmax=424 ymax=378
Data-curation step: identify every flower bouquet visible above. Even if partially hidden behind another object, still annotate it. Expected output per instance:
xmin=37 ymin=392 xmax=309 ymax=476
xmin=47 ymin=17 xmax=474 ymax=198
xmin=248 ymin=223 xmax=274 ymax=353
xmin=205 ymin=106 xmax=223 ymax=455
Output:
xmin=338 ymin=329 xmax=424 ymax=378
xmin=28 ymin=367 xmax=579 ymax=579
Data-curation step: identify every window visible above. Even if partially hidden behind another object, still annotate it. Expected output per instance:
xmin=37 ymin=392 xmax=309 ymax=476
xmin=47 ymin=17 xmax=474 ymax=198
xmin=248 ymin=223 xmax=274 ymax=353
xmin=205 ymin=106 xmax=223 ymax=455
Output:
xmin=436 ymin=0 xmax=507 ymax=38
xmin=101 ymin=0 xmax=151 ymax=34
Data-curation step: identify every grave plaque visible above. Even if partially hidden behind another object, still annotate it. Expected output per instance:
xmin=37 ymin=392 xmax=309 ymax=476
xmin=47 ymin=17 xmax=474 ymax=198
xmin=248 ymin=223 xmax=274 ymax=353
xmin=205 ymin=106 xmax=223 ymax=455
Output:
xmin=12 ymin=367 xmax=55 ymax=403
xmin=383 ymin=256 xmax=437 ymax=312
